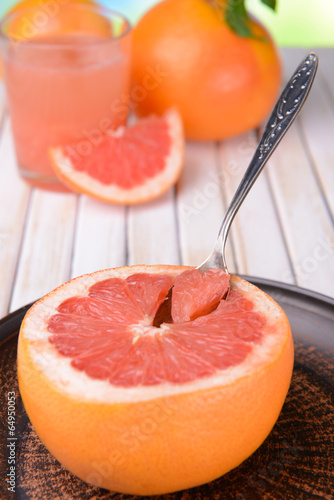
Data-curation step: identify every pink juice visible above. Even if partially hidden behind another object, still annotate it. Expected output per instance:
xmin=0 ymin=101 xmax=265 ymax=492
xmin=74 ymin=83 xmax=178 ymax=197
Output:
xmin=2 ymin=31 xmax=132 ymax=190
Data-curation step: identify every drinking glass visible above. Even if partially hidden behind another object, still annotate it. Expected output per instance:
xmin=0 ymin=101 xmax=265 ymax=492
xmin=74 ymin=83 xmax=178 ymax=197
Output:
xmin=0 ymin=4 xmax=132 ymax=191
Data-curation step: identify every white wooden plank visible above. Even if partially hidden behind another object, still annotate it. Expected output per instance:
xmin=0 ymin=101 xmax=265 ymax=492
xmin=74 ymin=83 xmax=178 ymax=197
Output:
xmin=217 ymin=131 xmax=294 ymax=283
xmin=10 ymin=190 xmax=77 ymax=311
xmin=316 ymin=48 xmax=334 ymax=102
xmin=71 ymin=196 xmax=126 ymax=277
xmin=281 ymin=48 xmax=334 ymax=220
xmin=264 ymin=48 xmax=334 ymax=298
xmin=266 ymin=121 xmax=334 ymax=298
xmin=0 ymin=118 xmax=31 ymax=317
xmin=128 ymin=189 xmax=179 ymax=266
xmin=0 ymin=81 xmax=6 ymax=132
xmin=176 ymin=142 xmax=235 ymax=269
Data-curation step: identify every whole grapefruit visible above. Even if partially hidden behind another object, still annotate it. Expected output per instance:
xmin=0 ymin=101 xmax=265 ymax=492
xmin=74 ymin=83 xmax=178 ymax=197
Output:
xmin=132 ymin=0 xmax=281 ymax=140
xmin=18 ymin=266 xmax=293 ymax=495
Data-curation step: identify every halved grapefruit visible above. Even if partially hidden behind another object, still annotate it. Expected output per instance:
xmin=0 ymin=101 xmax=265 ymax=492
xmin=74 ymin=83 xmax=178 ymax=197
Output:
xmin=17 ymin=266 xmax=293 ymax=495
xmin=49 ymin=109 xmax=184 ymax=204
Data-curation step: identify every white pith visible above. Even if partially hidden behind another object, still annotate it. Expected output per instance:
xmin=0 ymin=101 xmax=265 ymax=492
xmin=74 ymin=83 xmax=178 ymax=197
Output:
xmin=21 ymin=266 xmax=289 ymax=404
xmin=50 ymin=109 xmax=184 ymax=204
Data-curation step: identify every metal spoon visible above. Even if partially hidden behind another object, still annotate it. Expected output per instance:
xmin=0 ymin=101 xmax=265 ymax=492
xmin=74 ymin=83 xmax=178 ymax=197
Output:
xmin=153 ymin=52 xmax=318 ymax=327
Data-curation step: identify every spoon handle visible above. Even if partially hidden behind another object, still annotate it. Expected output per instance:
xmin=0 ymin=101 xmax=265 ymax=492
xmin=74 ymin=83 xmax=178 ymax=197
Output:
xmin=199 ymin=52 xmax=318 ymax=272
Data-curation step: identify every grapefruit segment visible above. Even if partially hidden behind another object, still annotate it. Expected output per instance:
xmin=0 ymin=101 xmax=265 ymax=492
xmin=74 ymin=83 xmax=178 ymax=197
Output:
xmin=50 ymin=109 xmax=184 ymax=204
xmin=18 ymin=265 xmax=294 ymax=495
xmin=125 ymin=272 xmax=174 ymax=317
xmin=172 ymin=268 xmax=230 ymax=322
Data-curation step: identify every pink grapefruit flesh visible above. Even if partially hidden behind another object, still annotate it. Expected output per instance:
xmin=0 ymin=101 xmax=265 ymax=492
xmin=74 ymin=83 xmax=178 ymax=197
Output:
xmin=50 ymin=109 xmax=184 ymax=204
xmin=47 ymin=269 xmax=264 ymax=386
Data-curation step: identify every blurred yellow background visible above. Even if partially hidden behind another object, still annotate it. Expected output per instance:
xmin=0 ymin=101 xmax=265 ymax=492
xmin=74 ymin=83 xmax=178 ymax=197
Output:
xmin=0 ymin=0 xmax=334 ymax=47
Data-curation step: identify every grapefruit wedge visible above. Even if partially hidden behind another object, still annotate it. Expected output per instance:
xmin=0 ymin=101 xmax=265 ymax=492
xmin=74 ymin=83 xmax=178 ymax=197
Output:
xmin=50 ymin=109 xmax=184 ymax=204
xmin=18 ymin=266 xmax=294 ymax=495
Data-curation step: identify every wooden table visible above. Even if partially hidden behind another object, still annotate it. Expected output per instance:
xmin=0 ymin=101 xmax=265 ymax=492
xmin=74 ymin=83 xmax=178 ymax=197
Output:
xmin=0 ymin=48 xmax=334 ymax=318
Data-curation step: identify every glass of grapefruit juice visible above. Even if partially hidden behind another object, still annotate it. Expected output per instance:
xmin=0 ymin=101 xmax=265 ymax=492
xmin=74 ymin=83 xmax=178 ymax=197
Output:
xmin=0 ymin=4 xmax=132 ymax=191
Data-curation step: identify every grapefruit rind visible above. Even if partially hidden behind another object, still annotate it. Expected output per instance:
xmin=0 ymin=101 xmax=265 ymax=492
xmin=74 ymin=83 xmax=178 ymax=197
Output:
xmin=19 ymin=266 xmax=291 ymax=404
xmin=50 ymin=109 xmax=184 ymax=204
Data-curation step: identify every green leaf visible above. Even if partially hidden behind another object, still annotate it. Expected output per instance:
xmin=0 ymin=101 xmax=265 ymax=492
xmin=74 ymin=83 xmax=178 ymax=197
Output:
xmin=225 ymin=10 xmax=252 ymax=37
xmin=225 ymin=0 xmax=252 ymax=38
xmin=260 ymin=0 xmax=277 ymax=11
xmin=224 ymin=0 xmax=277 ymax=38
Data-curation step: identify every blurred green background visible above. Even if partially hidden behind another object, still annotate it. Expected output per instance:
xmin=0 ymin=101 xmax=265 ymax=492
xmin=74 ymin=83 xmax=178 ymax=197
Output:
xmin=1 ymin=0 xmax=334 ymax=46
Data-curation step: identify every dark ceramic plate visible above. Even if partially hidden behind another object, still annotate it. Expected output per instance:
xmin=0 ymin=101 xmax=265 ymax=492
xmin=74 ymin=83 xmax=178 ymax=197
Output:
xmin=0 ymin=278 xmax=333 ymax=500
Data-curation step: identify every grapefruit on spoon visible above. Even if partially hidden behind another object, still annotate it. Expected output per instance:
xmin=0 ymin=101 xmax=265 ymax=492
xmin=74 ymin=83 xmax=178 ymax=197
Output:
xmin=18 ymin=265 xmax=293 ymax=495
xmin=49 ymin=109 xmax=184 ymax=204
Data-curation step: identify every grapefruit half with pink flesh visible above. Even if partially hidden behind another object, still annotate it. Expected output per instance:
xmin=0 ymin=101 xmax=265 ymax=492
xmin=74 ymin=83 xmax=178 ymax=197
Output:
xmin=50 ymin=109 xmax=184 ymax=204
xmin=18 ymin=266 xmax=293 ymax=495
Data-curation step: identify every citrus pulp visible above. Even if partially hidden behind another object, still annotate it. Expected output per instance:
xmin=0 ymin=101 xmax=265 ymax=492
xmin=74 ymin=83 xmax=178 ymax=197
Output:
xmin=50 ymin=109 xmax=184 ymax=204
